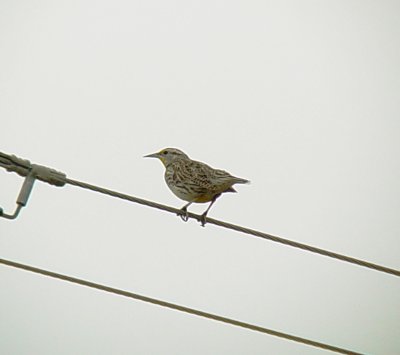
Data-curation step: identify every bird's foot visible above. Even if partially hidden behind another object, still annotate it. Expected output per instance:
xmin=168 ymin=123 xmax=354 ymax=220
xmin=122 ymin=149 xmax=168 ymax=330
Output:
xmin=199 ymin=212 xmax=208 ymax=227
xmin=178 ymin=207 xmax=189 ymax=222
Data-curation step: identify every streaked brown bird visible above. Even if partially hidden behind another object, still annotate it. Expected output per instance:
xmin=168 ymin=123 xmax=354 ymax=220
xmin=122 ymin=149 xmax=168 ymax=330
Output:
xmin=144 ymin=148 xmax=250 ymax=226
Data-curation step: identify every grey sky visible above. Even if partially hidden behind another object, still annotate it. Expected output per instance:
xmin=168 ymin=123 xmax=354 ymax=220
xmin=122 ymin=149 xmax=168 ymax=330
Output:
xmin=1 ymin=1 xmax=399 ymax=354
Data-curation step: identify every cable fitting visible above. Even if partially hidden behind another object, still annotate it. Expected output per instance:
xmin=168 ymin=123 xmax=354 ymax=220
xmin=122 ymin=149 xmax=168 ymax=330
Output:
xmin=0 ymin=152 xmax=66 ymax=187
xmin=30 ymin=164 xmax=66 ymax=187
xmin=0 ymin=151 xmax=67 ymax=219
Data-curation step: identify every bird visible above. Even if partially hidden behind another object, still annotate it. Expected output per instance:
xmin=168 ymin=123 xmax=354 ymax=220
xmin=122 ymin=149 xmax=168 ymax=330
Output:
xmin=144 ymin=148 xmax=249 ymax=226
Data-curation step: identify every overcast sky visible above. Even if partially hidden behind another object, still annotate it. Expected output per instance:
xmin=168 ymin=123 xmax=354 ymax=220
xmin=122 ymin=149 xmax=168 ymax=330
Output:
xmin=1 ymin=1 xmax=399 ymax=354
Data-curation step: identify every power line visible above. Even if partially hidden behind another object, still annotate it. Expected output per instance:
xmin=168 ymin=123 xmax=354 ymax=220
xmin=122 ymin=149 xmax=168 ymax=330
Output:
xmin=0 ymin=258 xmax=364 ymax=355
xmin=64 ymin=177 xmax=400 ymax=277
xmin=1 ymin=151 xmax=399 ymax=277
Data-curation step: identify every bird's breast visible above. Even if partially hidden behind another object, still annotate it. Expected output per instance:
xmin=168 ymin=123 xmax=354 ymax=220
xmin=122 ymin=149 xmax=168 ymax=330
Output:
xmin=164 ymin=168 xmax=215 ymax=203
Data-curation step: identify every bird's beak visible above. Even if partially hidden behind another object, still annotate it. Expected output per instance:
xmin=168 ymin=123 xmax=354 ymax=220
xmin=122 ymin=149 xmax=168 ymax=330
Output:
xmin=143 ymin=152 xmax=160 ymax=159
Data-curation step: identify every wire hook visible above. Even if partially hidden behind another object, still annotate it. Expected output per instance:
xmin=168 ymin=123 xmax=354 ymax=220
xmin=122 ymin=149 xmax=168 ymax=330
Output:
xmin=0 ymin=172 xmax=36 ymax=220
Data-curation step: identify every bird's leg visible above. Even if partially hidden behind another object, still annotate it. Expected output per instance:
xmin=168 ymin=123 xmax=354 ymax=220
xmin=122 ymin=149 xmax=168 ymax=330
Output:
xmin=178 ymin=202 xmax=192 ymax=222
xmin=200 ymin=194 xmax=221 ymax=227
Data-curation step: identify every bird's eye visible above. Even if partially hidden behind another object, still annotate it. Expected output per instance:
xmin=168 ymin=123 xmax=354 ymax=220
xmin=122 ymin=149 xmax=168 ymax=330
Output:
xmin=163 ymin=151 xmax=168 ymax=155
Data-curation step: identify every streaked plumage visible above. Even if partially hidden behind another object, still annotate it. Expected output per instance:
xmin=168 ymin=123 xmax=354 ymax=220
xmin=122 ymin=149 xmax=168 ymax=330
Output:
xmin=144 ymin=148 xmax=249 ymax=225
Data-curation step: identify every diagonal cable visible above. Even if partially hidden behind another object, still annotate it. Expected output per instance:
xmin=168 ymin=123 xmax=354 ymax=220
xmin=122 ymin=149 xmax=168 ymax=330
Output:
xmin=0 ymin=258 xmax=364 ymax=355
xmin=65 ymin=177 xmax=400 ymax=277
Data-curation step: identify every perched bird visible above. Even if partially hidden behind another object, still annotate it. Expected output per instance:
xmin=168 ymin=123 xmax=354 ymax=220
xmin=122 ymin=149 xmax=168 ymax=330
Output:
xmin=144 ymin=148 xmax=249 ymax=226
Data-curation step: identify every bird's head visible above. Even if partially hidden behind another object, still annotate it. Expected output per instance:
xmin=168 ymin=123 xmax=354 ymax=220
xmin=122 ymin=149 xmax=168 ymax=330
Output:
xmin=144 ymin=148 xmax=189 ymax=167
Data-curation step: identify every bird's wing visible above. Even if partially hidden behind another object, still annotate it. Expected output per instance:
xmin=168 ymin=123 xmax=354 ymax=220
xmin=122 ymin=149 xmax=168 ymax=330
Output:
xmin=187 ymin=161 xmax=237 ymax=190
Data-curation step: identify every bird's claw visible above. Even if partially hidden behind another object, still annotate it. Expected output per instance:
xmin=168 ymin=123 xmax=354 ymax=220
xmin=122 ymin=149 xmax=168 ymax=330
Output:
xmin=199 ymin=213 xmax=207 ymax=227
xmin=178 ymin=208 xmax=189 ymax=222
xmin=177 ymin=206 xmax=208 ymax=226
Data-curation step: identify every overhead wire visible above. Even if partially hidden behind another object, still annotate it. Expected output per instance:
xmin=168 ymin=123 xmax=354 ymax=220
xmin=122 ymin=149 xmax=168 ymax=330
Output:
xmin=64 ymin=177 xmax=400 ymax=277
xmin=0 ymin=258 xmax=364 ymax=355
